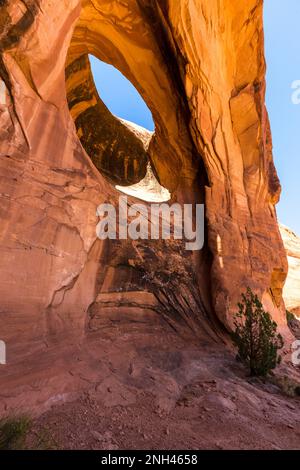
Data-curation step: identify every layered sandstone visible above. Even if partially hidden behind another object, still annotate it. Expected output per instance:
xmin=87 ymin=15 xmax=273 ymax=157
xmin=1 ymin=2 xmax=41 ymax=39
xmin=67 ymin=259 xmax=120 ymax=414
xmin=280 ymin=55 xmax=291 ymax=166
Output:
xmin=0 ymin=0 xmax=292 ymax=409
xmin=280 ymin=225 xmax=300 ymax=317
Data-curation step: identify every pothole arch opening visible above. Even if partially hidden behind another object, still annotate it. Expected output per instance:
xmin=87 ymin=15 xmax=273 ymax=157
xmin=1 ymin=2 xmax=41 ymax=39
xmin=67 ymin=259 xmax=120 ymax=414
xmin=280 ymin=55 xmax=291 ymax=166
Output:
xmin=66 ymin=53 xmax=170 ymax=202
xmin=89 ymin=55 xmax=155 ymax=132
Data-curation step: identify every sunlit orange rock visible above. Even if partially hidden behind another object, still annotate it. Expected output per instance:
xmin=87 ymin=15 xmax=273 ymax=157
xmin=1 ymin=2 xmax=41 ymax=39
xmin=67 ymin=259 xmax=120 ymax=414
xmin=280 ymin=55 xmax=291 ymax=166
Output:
xmin=0 ymin=0 xmax=291 ymax=411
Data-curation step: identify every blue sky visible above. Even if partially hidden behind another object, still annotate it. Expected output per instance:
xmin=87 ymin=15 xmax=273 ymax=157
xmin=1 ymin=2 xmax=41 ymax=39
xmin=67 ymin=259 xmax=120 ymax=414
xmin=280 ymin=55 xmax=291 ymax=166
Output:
xmin=90 ymin=56 xmax=154 ymax=131
xmin=91 ymin=3 xmax=299 ymax=233
xmin=264 ymin=0 xmax=300 ymax=234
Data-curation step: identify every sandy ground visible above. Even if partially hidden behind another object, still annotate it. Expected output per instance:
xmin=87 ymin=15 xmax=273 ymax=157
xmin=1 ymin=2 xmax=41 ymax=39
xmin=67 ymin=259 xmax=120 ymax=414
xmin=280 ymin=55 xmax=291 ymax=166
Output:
xmin=21 ymin=321 xmax=300 ymax=450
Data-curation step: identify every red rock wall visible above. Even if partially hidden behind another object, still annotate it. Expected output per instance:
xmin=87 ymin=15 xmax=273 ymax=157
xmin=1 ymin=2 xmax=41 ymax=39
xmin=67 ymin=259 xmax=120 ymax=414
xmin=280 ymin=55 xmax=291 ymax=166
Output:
xmin=0 ymin=0 xmax=289 ymax=365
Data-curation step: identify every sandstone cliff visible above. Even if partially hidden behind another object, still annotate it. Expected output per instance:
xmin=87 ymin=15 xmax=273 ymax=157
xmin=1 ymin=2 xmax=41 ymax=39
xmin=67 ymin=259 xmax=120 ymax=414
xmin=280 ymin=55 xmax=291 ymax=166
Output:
xmin=0 ymin=0 xmax=293 ymax=413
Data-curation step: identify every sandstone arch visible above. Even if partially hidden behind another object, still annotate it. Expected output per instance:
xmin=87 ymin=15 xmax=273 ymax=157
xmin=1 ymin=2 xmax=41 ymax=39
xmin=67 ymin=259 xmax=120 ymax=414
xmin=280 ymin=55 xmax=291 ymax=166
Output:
xmin=0 ymin=0 xmax=290 ymax=375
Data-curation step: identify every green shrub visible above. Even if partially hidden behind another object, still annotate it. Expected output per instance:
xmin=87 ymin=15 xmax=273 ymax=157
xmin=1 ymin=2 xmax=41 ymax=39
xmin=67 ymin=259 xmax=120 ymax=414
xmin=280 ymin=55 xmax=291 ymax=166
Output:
xmin=0 ymin=416 xmax=31 ymax=450
xmin=286 ymin=310 xmax=295 ymax=323
xmin=232 ymin=288 xmax=284 ymax=377
xmin=0 ymin=416 xmax=59 ymax=450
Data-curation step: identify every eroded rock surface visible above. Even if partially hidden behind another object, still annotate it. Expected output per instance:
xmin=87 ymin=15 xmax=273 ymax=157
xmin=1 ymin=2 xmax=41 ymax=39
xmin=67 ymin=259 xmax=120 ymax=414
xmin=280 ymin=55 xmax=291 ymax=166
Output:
xmin=0 ymin=0 xmax=293 ymax=414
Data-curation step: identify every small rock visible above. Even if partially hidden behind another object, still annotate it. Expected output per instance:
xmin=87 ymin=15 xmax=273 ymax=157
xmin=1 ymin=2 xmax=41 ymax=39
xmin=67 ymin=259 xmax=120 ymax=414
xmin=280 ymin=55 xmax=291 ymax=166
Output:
xmin=268 ymin=401 xmax=277 ymax=408
xmin=91 ymin=431 xmax=102 ymax=441
xmin=286 ymin=403 xmax=296 ymax=411
xmin=271 ymin=444 xmax=281 ymax=450
xmin=107 ymin=444 xmax=119 ymax=451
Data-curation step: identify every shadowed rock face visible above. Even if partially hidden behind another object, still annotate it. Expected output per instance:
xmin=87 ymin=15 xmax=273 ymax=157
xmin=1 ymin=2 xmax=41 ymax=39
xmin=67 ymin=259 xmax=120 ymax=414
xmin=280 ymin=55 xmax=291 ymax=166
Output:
xmin=0 ymin=1 xmax=290 ymax=378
